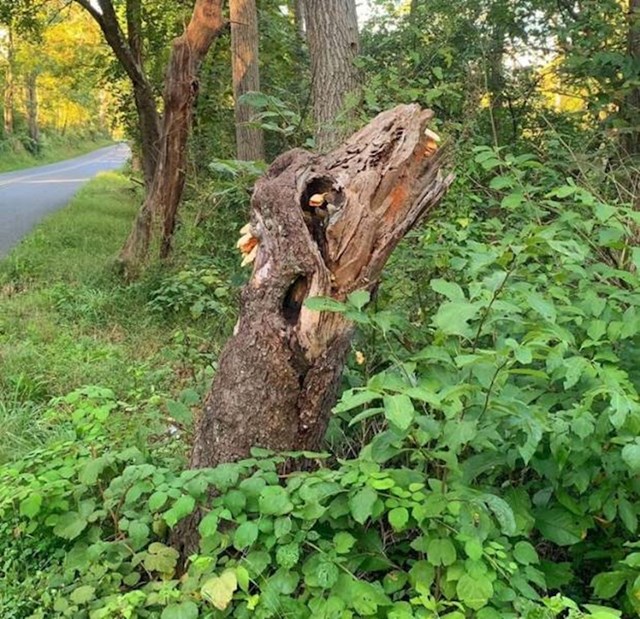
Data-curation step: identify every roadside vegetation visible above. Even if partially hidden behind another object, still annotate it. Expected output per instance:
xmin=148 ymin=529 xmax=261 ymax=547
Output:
xmin=0 ymin=134 xmax=114 ymax=173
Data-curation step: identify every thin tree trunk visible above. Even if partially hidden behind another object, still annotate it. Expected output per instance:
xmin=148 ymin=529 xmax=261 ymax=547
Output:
xmin=190 ymin=104 xmax=452 ymax=470
xmin=486 ymin=22 xmax=506 ymax=146
xmin=231 ymin=0 xmax=265 ymax=161
xmin=73 ymin=0 xmax=161 ymax=187
xmin=624 ymin=0 xmax=640 ymax=157
xmin=25 ymin=72 xmax=40 ymax=154
xmin=118 ymin=0 xmax=226 ymax=273
xmin=305 ymin=0 xmax=361 ymax=152
xmin=293 ymin=0 xmax=306 ymax=39
xmin=4 ymin=27 xmax=14 ymax=137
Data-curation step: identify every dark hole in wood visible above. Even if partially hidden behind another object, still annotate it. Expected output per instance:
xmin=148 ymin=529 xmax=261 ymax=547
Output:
xmin=283 ymin=274 xmax=310 ymax=324
xmin=300 ymin=177 xmax=344 ymax=262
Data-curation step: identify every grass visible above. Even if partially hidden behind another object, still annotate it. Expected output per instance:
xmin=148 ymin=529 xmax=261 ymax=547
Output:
xmin=0 ymin=174 xmax=153 ymax=445
xmin=0 ymin=134 xmax=114 ymax=173
xmin=0 ymin=170 xmax=233 ymax=461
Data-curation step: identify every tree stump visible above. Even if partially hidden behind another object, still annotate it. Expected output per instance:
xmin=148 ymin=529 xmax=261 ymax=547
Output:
xmin=191 ymin=104 xmax=453 ymax=469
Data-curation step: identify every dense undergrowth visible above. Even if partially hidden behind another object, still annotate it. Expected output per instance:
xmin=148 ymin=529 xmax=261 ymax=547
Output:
xmin=2 ymin=131 xmax=640 ymax=618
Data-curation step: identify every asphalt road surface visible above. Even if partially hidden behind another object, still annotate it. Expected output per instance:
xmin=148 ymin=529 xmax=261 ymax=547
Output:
xmin=0 ymin=143 xmax=130 ymax=258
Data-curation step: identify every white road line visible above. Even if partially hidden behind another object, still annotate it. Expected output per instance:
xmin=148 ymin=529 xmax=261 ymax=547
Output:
xmin=18 ymin=178 xmax=92 ymax=184
xmin=0 ymin=147 xmax=122 ymax=188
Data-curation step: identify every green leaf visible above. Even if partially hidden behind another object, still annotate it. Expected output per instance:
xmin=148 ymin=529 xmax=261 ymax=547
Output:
xmin=259 ymin=486 xmax=293 ymax=515
xmin=513 ymin=541 xmax=539 ymax=565
xmin=388 ymin=507 xmax=409 ymax=531
xmin=304 ymin=296 xmax=346 ymax=313
xmin=234 ymin=521 xmax=259 ymax=549
xmin=53 ymin=512 xmax=88 ymax=540
xmin=149 ymin=491 xmax=168 ymax=512
xmin=202 ymin=570 xmax=238 ymax=611
xmin=276 ymin=542 xmax=300 ymax=568
xmin=79 ymin=457 xmax=108 ymax=484
xmin=19 ymin=493 xmax=42 ymax=518
xmin=348 ymin=289 xmax=371 ymax=310
xmin=161 ymin=602 xmax=199 ymax=619
xmin=69 ymin=585 xmax=95 ymax=605
xmin=383 ymin=394 xmax=415 ymax=431
xmin=591 ymin=571 xmax=628 ymax=599
xmin=427 ymin=538 xmax=457 ymax=566
xmin=535 ymin=508 xmax=585 ymax=546
xmin=502 ymin=192 xmax=524 ymax=209
xmin=482 ymin=494 xmax=516 ymax=535
xmin=432 ymin=301 xmax=480 ymax=337
xmin=334 ymin=531 xmax=357 ymax=553
xmin=430 ymin=278 xmax=465 ymax=301
xmin=144 ymin=542 xmax=180 ymax=574
xmin=164 ymin=495 xmax=196 ymax=528
xmin=349 ymin=486 xmax=378 ymax=524
xmin=622 ymin=443 xmax=640 ymax=472
xmin=457 ymin=573 xmax=493 ymax=610
xmin=198 ymin=511 xmax=219 ymax=538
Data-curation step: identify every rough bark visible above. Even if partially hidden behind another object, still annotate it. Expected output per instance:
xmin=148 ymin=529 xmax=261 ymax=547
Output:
xmin=231 ymin=0 xmax=265 ymax=161
xmin=293 ymin=0 xmax=306 ymax=39
xmin=25 ymin=72 xmax=40 ymax=154
xmin=191 ymin=104 xmax=453 ymax=469
xmin=306 ymin=0 xmax=361 ymax=152
xmin=73 ymin=0 xmax=161 ymax=187
xmin=3 ymin=26 xmax=14 ymax=136
xmin=119 ymin=0 xmax=226 ymax=271
xmin=623 ymin=0 xmax=640 ymax=157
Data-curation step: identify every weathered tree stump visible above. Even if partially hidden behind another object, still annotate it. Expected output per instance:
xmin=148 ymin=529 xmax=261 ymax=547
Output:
xmin=191 ymin=104 xmax=453 ymax=469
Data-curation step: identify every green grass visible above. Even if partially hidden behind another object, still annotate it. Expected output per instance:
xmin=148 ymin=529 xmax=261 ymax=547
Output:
xmin=0 ymin=172 xmax=161 ymax=401
xmin=0 ymin=134 xmax=114 ymax=173
xmin=0 ymin=171 xmax=229 ymax=460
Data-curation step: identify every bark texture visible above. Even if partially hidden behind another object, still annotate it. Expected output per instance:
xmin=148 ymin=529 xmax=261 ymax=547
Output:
xmin=231 ymin=0 xmax=265 ymax=161
xmin=293 ymin=0 xmax=306 ymax=39
xmin=306 ymin=0 xmax=361 ymax=152
xmin=191 ymin=104 xmax=453 ymax=469
xmin=74 ymin=0 xmax=161 ymax=188
xmin=624 ymin=0 xmax=640 ymax=157
xmin=119 ymin=0 xmax=226 ymax=271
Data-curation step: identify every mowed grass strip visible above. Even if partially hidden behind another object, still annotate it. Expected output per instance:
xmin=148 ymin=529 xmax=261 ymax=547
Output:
xmin=0 ymin=136 xmax=114 ymax=174
xmin=0 ymin=171 xmax=168 ymax=410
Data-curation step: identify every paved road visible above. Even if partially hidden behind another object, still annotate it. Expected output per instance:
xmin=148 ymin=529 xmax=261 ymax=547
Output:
xmin=0 ymin=143 xmax=130 ymax=258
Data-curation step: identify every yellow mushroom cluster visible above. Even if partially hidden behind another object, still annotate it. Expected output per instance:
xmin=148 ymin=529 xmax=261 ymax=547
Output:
xmin=424 ymin=128 xmax=441 ymax=157
xmin=237 ymin=223 xmax=259 ymax=267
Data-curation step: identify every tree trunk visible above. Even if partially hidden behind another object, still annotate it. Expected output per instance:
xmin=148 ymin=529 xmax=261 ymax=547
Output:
xmin=191 ymin=104 xmax=452 ymax=469
xmin=4 ymin=27 xmax=14 ymax=137
xmin=486 ymin=21 xmax=506 ymax=146
xmin=305 ymin=0 xmax=361 ymax=152
xmin=293 ymin=0 xmax=306 ymax=39
xmin=73 ymin=0 xmax=161 ymax=187
xmin=623 ymin=0 xmax=640 ymax=157
xmin=118 ymin=0 xmax=226 ymax=273
xmin=231 ymin=0 xmax=265 ymax=160
xmin=25 ymin=72 xmax=40 ymax=154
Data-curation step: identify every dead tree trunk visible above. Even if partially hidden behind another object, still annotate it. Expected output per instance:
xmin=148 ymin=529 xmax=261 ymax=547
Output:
xmin=118 ymin=0 xmax=225 ymax=272
xmin=191 ymin=104 xmax=452 ymax=469
xmin=231 ymin=0 xmax=265 ymax=161
xmin=306 ymin=0 xmax=361 ymax=152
